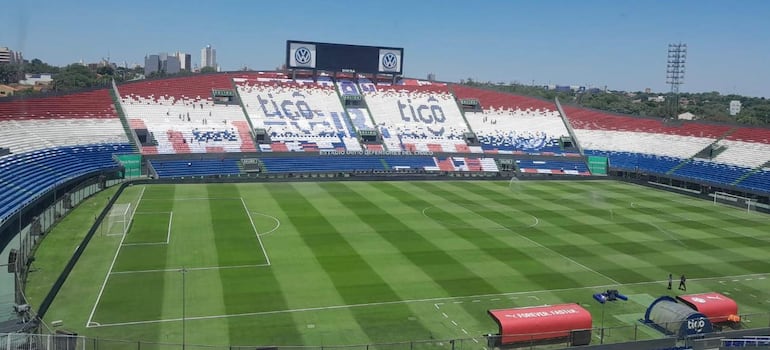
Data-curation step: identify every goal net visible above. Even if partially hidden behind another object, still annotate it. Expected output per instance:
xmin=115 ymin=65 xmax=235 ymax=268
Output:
xmin=105 ymin=203 xmax=133 ymax=236
xmin=713 ymin=191 xmax=756 ymax=213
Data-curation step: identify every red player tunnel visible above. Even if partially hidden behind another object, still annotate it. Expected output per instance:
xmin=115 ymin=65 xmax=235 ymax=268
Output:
xmin=488 ymin=303 xmax=593 ymax=346
xmin=677 ymin=292 xmax=739 ymax=324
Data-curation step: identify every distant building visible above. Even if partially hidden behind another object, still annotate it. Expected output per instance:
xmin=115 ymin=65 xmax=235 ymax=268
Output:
xmin=678 ymin=112 xmax=696 ymax=120
xmin=644 ymin=88 xmax=652 ymax=94
xmin=144 ymin=55 xmax=160 ymax=76
xmin=175 ymin=51 xmax=191 ymax=71
xmin=0 ymin=84 xmax=17 ymax=97
xmin=0 ymin=47 xmax=23 ymax=64
xmin=19 ymin=73 xmax=53 ymax=86
xmin=648 ymin=96 xmax=665 ymax=103
xmin=201 ymin=45 xmax=217 ymax=71
xmin=427 ymin=73 xmax=436 ymax=81
xmin=144 ymin=52 xmax=181 ymax=75
xmin=729 ymin=100 xmax=742 ymax=116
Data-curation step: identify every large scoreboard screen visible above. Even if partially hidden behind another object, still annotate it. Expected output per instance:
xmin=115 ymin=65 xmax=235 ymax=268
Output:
xmin=286 ymin=40 xmax=404 ymax=75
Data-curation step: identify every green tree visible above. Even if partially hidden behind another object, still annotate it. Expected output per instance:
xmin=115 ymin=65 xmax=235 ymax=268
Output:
xmin=52 ymin=64 xmax=97 ymax=91
xmin=0 ymin=63 xmax=23 ymax=84
xmin=24 ymin=58 xmax=59 ymax=74
xmin=200 ymin=66 xmax=217 ymax=74
xmin=96 ymin=65 xmax=115 ymax=76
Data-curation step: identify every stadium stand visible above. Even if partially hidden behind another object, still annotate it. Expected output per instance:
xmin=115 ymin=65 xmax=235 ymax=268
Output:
xmin=151 ymin=159 xmax=241 ymax=178
xmin=336 ymin=79 xmax=380 ymax=150
xmin=0 ymin=118 xmax=128 ymax=156
xmin=0 ymin=89 xmax=132 ymax=223
xmin=260 ymin=156 xmax=499 ymax=173
xmin=735 ymin=170 xmax=770 ymax=192
xmin=0 ymin=143 xmax=131 ymax=223
xmin=562 ymin=106 xmax=767 ymax=188
xmin=0 ymin=89 xmax=119 ymax=120
xmin=0 ymin=90 xmax=129 ymax=157
xmin=117 ymin=74 xmax=256 ymax=154
xmin=672 ymin=161 xmax=750 ymax=186
xmin=236 ymin=78 xmax=363 ymax=152
xmin=516 ymin=159 xmax=591 ymax=175
xmin=584 ymin=150 xmax=683 ymax=173
xmin=562 ymin=106 xmax=731 ymax=138
xmin=574 ymin=129 xmax=716 ymax=159
xmin=362 ymin=83 xmax=470 ymax=152
xmin=452 ymin=85 xmax=571 ymax=155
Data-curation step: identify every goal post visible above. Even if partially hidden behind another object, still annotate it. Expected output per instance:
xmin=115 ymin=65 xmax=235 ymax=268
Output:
xmin=105 ymin=203 xmax=133 ymax=236
xmin=712 ymin=191 xmax=756 ymax=213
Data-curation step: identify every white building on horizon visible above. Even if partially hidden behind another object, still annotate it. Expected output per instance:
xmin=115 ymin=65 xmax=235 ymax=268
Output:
xmin=729 ymin=100 xmax=742 ymax=116
xmin=175 ymin=51 xmax=192 ymax=71
xmin=201 ymin=45 xmax=217 ymax=71
xmin=0 ymin=46 xmax=23 ymax=64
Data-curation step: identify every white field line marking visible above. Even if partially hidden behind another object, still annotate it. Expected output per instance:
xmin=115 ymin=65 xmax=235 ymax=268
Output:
xmin=629 ymin=203 xmax=687 ymax=246
xmin=166 ymin=211 xmax=173 ymax=244
xmin=86 ymin=187 xmax=146 ymax=327
xmin=461 ymin=329 xmax=469 ymax=335
xmin=647 ymin=222 xmax=686 ymax=247
xmin=451 ymin=321 xmax=458 ymax=326
xmin=87 ymin=271 xmax=770 ymax=328
xmin=241 ymin=197 xmax=271 ymax=266
xmin=527 ymin=216 xmax=540 ymax=228
xmin=110 ymin=263 xmax=270 ymax=275
xmin=456 ymin=203 xmax=621 ymax=285
xmin=251 ymin=212 xmax=281 ymax=237
xmin=134 ymin=211 xmax=172 ymax=214
xmin=122 ymin=242 xmax=167 ymax=246
xmin=140 ymin=197 xmax=242 ymax=201
xmin=472 ymin=339 xmax=479 ymax=343
xmin=121 ymin=211 xmax=173 ymax=246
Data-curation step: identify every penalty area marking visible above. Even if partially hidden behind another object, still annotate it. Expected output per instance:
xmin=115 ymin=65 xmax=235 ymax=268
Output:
xmin=241 ymin=198 xmax=271 ymax=266
xmin=122 ymin=211 xmax=173 ymax=246
xmin=86 ymin=186 xmax=146 ymax=327
xmin=109 ymin=263 xmax=270 ymax=275
xmin=86 ymin=271 xmax=770 ymax=329
xmin=249 ymin=212 xmax=281 ymax=237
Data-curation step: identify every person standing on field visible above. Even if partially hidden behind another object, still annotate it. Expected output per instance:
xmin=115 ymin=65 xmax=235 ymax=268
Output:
xmin=678 ymin=274 xmax=687 ymax=291
xmin=668 ymin=273 xmax=673 ymax=290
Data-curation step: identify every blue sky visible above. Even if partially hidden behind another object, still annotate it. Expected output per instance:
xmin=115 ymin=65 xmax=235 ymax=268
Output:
xmin=2 ymin=0 xmax=768 ymax=97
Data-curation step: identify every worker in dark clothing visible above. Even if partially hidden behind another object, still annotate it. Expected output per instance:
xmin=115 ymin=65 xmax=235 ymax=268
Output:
xmin=667 ymin=273 xmax=672 ymax=290
xmin=678 ymin=274 xmax=687 ymax=291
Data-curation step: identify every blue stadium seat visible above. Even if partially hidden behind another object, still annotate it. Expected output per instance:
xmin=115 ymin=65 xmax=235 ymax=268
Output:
xmin=260 ymin=157 xmax=386 ymax=173
xmin=151 ymin=159 xmax=241 ymax=178
xmin=0 ymin=143 xmax=132 ymax=223
xmin=585 ymin=150 xmax=682 ymax=174
xmin=673 ymin=160 xmax=750 ymax=186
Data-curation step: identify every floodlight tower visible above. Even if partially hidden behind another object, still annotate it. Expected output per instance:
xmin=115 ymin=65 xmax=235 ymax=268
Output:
xmin=666 ymin=43 xmax=687 ymax=119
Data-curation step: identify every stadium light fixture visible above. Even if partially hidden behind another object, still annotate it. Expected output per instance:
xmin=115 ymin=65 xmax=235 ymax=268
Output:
xmin=666 ymin=43 xmax=687 ymax=118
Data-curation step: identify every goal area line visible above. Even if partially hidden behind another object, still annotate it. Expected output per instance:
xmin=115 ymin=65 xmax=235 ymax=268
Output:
xmin=109 ymin=263 xmax=270 ymax=275
xmin=121 ymin=211 xmax=173 ymax=246
xmin=86 ymin=272 xmax=768 ymax=329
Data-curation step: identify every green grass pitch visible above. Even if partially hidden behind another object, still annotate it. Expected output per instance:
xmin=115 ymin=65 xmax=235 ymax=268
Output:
xmin=26 ymin=180 xmax=770 ymax=348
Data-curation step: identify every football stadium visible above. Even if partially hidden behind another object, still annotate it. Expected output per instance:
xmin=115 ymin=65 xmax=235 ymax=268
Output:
xmin=2 ymin=38 xmax=770 ymax=350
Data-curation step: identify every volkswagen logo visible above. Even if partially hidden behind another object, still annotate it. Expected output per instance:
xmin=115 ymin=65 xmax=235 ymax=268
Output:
xmin=295 ymin=47 xmax=312 ymax=65
xmin=382 ymin=52 xmax=398 ymax=70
